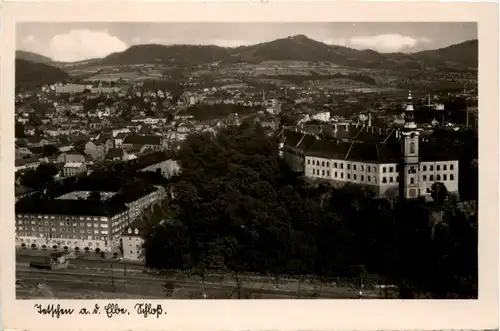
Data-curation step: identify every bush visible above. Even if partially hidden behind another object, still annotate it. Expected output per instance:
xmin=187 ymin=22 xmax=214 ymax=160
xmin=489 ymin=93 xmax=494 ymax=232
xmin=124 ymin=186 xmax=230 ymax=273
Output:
xmin=75 ymin=247 xmax=80 ymax=251
xmin=21 ymin=243 xmax=26 ymax=248
xmin=100 ymin=252 xmax=105 ymax=258
xmin=41 ymin=245 xmax=47 ymax=249
xmin=31 ymin=244 xmax=37 ymax=249
xmin=113 ymin=252 xmax=118 ymax=257
xmin=63 ymin=246 xmax=68 ymax=250
xmin=95 ymin=248 xmax=101 ymax=253
xmin=84 ymin=247 xmax=90 ymax=251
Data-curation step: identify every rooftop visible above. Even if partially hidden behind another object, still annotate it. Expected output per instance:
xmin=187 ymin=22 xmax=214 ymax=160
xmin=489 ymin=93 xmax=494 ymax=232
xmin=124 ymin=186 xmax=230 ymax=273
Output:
xmin=56 ymin=191 xmax=117 ymax=201
xmin=15 ymin=199 xmax=128 ymax=217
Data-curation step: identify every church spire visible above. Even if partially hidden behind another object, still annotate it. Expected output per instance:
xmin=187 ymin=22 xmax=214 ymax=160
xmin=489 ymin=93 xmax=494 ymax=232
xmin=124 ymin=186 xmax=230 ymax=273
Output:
xmin=404 ymin=90 xmax=417 ymax=130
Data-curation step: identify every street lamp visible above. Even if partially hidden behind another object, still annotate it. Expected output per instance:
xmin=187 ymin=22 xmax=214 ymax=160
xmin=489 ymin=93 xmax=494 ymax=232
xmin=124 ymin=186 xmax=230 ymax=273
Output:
xmin=110 ymin=257 xmax=122 ymax=290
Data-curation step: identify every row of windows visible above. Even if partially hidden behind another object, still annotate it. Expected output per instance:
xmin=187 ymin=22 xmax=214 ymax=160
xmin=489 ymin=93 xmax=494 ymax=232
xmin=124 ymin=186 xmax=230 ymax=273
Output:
xmin=17 ymin=220 xmax=109 ymax=229
xmin=422 ymin=164 xmax=455 ymax=172
xmin=423 ymin=174 xmax=455 ymax=181
xmin=308 ymin=159 xmax=400 ymax=173
xmin=311 ymin=169 xmax=384 ymax=183
xmin=307 ymin=160 xmax=457 ymax=173
xmin=17 ymin=215 xmax=106 ymax=221
xmin=19 ymin=238 xmax=106 ymax=247
xmin=16 ymin=227 xmax=108 ymax=235
xmin=310 ymin=170 xmax=455 ymax=184
xmin=18 ymin=233 xmax=109 ymax=241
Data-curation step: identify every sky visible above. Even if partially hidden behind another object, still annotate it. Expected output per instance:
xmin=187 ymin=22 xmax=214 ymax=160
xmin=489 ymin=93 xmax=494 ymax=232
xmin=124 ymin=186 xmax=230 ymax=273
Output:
xmin=17 ymin=22 xmax=477 ymax=63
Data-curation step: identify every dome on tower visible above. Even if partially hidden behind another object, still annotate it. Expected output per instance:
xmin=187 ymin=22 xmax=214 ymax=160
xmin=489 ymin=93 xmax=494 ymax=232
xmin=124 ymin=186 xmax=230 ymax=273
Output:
xmin=405 ymin=91 xmax=414 ymax=112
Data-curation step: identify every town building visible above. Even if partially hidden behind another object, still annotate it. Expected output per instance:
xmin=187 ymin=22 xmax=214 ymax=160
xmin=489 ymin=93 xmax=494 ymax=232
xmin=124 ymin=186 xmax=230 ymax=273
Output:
xmin=15 ymin=199 xmax=129 ymax=253
xmin=121 ymin=220 xmax=146 ymax=261
xmin=282 ymin=91 xmax=461 ymax=199
xmin=63 ymin=162 xmax=87 ymax=177
xmin=15 ymin=158 xmax=41 ymax=172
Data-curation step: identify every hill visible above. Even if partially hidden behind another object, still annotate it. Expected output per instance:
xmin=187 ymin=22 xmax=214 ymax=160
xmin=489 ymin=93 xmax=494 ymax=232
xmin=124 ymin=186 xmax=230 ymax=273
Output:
xmin=16 ymin=36 xmax=478 ymax=72
xmin=411 ymin=39 xmax=478 ymax=69
xmin=16 ymin=59 xmax=70 ymax=90
xmin=16 ymin=50 xmax=54 ymax=64
xmin=98 ymin=35 xmax=477 ymax=70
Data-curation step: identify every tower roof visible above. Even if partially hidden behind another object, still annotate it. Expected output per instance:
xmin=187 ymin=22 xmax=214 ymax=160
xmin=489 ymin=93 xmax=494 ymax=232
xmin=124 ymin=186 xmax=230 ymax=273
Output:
xmin=403 ymin=90 xmax=417 ymax=130
xmin=405 ymin=90 xmax=414 ymax=112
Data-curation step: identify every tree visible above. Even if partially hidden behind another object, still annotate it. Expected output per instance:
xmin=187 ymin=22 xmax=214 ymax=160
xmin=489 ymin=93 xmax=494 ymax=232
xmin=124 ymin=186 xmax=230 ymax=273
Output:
xmin=88 ymin=191 xmax=102 ymax=201
xmin=142 ymin=121 xmax=477 ymax=299
xmin=15 ymin=122 xmax=26 ymax=138
xmin=430 ymin=182 xmax=449 ymax=206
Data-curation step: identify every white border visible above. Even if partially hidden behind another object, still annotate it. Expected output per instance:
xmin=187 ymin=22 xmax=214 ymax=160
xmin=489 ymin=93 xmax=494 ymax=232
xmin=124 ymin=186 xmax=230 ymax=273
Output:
xmin=1 ymin=2 xmax=498 ymax=331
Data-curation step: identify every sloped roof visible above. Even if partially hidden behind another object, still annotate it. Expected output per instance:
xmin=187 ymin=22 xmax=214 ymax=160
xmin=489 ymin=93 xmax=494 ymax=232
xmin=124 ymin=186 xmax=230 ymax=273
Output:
xmin=15 ymin=199 xmax=128 ymax=217
xmin=306 ymin=140 xmax=401 ymax=163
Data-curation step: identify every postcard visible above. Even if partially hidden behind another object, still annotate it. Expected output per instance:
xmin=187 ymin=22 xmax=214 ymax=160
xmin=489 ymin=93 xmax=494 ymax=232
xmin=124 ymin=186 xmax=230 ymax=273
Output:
xmin=0 ymin=1 xmax=498 ymax=331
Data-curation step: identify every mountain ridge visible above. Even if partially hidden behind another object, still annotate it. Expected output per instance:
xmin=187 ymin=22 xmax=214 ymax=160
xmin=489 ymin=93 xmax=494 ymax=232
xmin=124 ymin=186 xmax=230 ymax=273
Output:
xmin=16 ymin=35 xmax=478 ymax=71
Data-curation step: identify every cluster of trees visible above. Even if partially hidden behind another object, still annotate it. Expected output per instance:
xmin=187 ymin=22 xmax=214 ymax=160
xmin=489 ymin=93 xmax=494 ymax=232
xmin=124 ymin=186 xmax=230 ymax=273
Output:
xmin=15 ymin=59 xmax=70 ymax=91
xmin=144 ymin=122 xmax=478 ymax=298
xmin=183 ymin=104 xmax=254 ymax=121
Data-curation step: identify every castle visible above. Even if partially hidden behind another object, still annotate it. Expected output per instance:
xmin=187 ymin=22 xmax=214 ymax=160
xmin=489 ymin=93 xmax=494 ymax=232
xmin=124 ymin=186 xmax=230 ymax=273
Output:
xmin=281 ymin=91 xmax=461 ymax=199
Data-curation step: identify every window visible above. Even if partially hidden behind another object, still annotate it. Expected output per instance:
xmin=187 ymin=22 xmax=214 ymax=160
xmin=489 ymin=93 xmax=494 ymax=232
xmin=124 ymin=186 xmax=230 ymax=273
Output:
xmin=410 ymin=178 xmax=415 ymax=184
xmin=410 ymin=142 xmax=415 ymax=154
xmin=354 ymin=174 xmax=357 ymax=180
xmin=437 ymin=175 xmax=441 ymax=180
xmin=430 ymin=165 xmax=434 ymax=171
xmin=437 ymin=165 xmax=440 ymax=171
xmin=382 ymin=177 xmax=387 ymax=183
xmin=423 ymin=175 xmax=427 ymax=181
xmin=389 ymin=167 xmax=394 ymax=173
xmin=368 ymin=176 xmax=371 ymax=182
xmin=368 ymin=166 xmax=371 ymax=172
xmin=327 ymin=171 xmax=330 ymax=177
xmin=389 ymin=177 xmax=393 ymax=183
xmin=322 ymin=161 xmax=325 ymax=167
xmin=361 ymin=175 xmax=364 ymax=181
xmin=347 ymin=164 xmax=350 ymax=170
xmin=443 ymin=165 xmax=447 ymax=171
xmin=443 ymin=174 xmax=447 ymax=181
xmin=395 ymin=165 xmax=399 ymax=172
xmin=334 ymin=162 xmax=338 ymax=168
xmin=383 ymin=167 xmax=387 ymax=173
xmin=353 ymin=165 xmax=357 ymax=171
xmin=450 ymin=174 xmax=455 ymax=180
xmin=396 ymin=176 xmax=399 ymax=182
xmin=322 ymin=170 xmax=325 ymax=176
xmin=307 ymin=159 xmax=310 ymax=165
xmin=423 ymin=165 xmax=427 ymax=171
xmin=312 ymin=169 xmax=315 ymax=175
xmin=327 ymin=162 xmax=330 ymax=167
xmin=334 ymin=172 xmax=337 ymax=178
xmin=450 ymin=164 xmax=454 ymax=170
xmin=347 ymin=174 xmax=351 ymax=179
xmin=341 ymin=173 xmax=344 ymax=178
xmin=340 ymin=164 xmax=344 ymax=169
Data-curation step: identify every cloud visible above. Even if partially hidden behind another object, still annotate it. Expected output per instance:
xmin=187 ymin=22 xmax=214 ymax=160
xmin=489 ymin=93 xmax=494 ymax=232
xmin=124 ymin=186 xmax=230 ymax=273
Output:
xmin=47 ymin=29 xmax=129 ymax=62
xmin=324 ymin=34 xmax=431 ymax=53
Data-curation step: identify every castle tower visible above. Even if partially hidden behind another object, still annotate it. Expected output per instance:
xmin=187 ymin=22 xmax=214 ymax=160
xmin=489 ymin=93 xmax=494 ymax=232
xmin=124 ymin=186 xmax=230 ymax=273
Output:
xmin=399 ymin=91 xmax=420 ymax=199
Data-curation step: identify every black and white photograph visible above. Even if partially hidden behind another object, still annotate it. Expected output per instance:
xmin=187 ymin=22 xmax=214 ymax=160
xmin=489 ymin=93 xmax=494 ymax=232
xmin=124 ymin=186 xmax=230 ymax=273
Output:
xmin=11 ymin=21 xmax=483 ymax=301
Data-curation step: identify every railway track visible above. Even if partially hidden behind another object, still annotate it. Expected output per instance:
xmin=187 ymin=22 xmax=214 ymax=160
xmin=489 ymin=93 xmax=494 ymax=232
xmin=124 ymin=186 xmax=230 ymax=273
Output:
xmin=16 ymin=269 xmax=363 ymax=299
